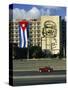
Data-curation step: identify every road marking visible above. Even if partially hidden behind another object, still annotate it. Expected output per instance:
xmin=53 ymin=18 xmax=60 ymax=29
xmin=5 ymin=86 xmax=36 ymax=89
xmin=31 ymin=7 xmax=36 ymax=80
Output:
xmin=13 ymin=70 xmax=66 ymax=72
xmin=13 ymin=75 xmax=66 ymax=79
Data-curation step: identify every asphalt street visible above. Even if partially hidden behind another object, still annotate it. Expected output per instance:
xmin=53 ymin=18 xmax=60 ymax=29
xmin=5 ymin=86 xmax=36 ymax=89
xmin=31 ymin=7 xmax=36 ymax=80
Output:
xmin=12 ymin=70 xmax=66 ymax=86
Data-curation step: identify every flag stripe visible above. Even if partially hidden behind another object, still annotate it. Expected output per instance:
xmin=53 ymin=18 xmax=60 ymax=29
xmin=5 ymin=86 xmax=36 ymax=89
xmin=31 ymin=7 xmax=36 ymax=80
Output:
xmin=24 ymin=28 xmax=28 ymax=47
xmin=19 ymin=26 xmax=25 ymax=48
xmin=19 ymin=25 xmax=22 ymax=47
xmin=20 ymin=27 xmax=24 ymax=47
xmin=23 ymin=31 xmax=26 ymax=47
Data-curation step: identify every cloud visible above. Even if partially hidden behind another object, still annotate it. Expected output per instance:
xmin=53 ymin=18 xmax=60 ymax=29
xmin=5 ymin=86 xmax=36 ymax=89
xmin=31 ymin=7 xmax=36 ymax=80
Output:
xmin=46 ymin=9 xmax=51 ymax=15
xmin=26 ymin=7 xmax=40 ymax=20
xmin=40 ymin=7 xmax=58 ymax=15
xmin=9 ymin=7 xmax=40 ymax=21
xmin=44 ymin=6 xmax=60 ymax=10
xmin=40 ymin=9 xmax=46 ymax=16
xmin=9 ymin=6 xmax=66 ymax=21
xmin=40 ymin=6 xmax=66 ymax=16
xmin=12 ymin=8 xmax=26 ymax=21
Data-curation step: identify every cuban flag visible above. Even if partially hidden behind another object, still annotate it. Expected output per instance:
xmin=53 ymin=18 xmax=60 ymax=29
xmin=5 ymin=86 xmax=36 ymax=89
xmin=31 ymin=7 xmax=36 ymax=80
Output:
xmin=19 ymin=20 xmax=28 ymax=48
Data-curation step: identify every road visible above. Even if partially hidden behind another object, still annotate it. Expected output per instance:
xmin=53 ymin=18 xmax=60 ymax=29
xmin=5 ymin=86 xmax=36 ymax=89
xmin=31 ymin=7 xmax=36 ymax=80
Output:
xmin=12 ymin=70 xmax=66 ymax=86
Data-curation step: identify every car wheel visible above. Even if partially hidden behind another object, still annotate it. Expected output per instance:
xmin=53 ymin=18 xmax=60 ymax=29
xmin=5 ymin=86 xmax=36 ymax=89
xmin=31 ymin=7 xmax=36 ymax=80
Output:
xmin=48 ymin=70 xmax=50 ymax=72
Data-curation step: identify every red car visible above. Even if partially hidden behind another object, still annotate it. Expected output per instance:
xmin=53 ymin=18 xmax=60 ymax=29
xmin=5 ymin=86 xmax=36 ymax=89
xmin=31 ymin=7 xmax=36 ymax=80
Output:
xmin=39 ymin=66 xmax=53 ymax=72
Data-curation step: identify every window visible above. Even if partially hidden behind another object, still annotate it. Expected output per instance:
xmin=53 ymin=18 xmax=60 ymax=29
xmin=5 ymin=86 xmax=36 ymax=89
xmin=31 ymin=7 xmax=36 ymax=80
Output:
xmin=37 ymin=22 xmax=40 ymax=25
xmin=34 ymin=27 xmax=36 ymax=29
xmin=37 ymin=30 xmax=40 ymax=33
xmin=15 ymin=35 xmax=18 ymax=37
xmin=37 ymin=26 xmax=40 ymax=29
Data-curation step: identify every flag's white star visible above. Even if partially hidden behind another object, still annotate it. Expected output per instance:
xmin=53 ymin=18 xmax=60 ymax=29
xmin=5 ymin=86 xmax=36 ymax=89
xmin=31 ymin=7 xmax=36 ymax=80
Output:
xmin=22 ymin=24 xmax=25 ymax=27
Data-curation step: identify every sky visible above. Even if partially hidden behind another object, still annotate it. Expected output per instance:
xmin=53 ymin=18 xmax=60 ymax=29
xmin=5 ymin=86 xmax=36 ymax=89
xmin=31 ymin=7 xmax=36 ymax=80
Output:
xmin=9 ymin=4 xmax=66 ymax=21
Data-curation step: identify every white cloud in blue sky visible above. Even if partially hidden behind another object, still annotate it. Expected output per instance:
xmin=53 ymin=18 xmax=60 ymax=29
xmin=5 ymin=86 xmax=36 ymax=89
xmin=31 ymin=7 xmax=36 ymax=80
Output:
xmin=41 ymin=6 xmax=66 ymax=16
xmin=9 ymin=6 xmax=66 ymax=21
xmin=26 ymin=7 xmax=40 ymax=20
xmin=13 ymin=8 xmax=26 ymax=20
xmin=10 ymin=7 xmax=40 ymax=21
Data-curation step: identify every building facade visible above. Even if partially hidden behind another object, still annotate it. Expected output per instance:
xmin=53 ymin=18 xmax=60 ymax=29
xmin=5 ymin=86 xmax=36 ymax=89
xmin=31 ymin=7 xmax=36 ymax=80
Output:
xmin=9 ymin=16 xmax=61 ymax=55
xmin=29 ymin=19 xmax=41 ymax=47
xmin=9 ymin=21 xmax=20 ymax=47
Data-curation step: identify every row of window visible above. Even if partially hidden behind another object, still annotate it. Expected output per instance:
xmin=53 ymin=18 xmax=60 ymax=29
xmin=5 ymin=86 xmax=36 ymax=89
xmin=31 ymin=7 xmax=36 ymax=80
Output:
xmin=30 ymin=38 xmax=41 ymax=41
xmin=9 ymin=22 xmax=18 ymax=26
xmin=30 ymin=34 xmax=41 ymax=37
xmin=30 ymin=39 xmax=41 ymax=42
xmin=9 ymin=34 xmax=19 ymax=37
xmin=9 ymin=37 xmax=19 ymax=40
xmin=9 ymin=24 xmax=18 ymax=26
xmin=29 ymin=29 xmax=40 ymax=31
xmin=10 ymin=26 xmax=40 ymax=30
xmin=9 ymin=23 xmax=40 ymax=27
xmin=29 ymin=22 xmax=40 ymax=25
xmin=9 ymin=39 xmax=19 ymax=42
xmin=10 ymin=33 xmax=41 ymax=38
xmin=10 ymin=23 xmax=40 ymax=26
xmin=29 ymin=33 xmax=41 ymax=36
xmin=9 ymin=31 xmax=19 ymax=34
xmin=29 ymin=25 xmax=40 ymax=28
xmin=29 ymin=31 xmax=41 ymax=34
xmin=9 ymin=27 xmax=19 ymax=30
xmin=10 ymin=25 xmax=40 ymax=30
xmin=10 ymin=34 xmax=41 ymax=38
xmin=29 ymin=26 xmax=40 ymax=29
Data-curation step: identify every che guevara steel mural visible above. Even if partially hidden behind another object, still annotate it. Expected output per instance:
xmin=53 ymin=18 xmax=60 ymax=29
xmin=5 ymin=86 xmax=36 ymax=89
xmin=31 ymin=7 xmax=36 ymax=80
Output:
xmin=42 ymin=20 xmax=57 ymax=50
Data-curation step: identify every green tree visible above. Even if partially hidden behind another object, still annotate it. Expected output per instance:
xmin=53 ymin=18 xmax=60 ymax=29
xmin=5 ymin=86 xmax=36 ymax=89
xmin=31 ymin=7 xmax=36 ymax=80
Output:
xmin=29 ymin=46 xmax=42 ymax=58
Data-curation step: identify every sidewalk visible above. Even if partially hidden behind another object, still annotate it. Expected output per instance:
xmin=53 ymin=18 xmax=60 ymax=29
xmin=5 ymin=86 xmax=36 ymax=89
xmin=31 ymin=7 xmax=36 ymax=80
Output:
xmin=13 ymin=58 xmax=66 ymax=71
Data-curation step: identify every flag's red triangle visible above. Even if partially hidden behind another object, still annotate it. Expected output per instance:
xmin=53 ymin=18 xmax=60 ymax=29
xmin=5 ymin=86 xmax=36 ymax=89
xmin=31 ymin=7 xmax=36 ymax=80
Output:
xmin=19 ymin=20 xmax=28 ymax=31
